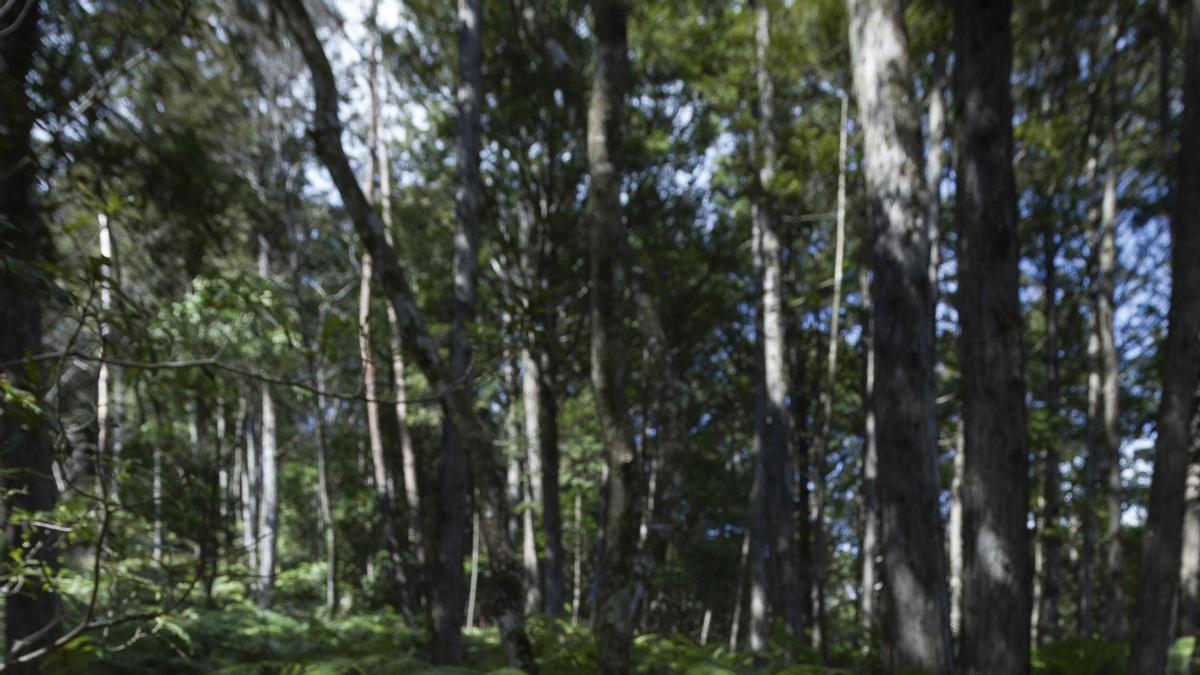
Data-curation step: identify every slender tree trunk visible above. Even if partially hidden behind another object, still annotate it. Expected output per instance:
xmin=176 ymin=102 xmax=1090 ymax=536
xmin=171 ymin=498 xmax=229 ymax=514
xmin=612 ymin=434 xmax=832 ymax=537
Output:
xmin=573 ymin=491 xmax=583 ymax=625
xmin=510 ymin=357 xmax=542 ymax=616
xmin=858 ymin=264 xmax=880 ymax=638
xmin=1128 ymin=3 xmax=1200 ymax=670
xmin=314 ymin=365 xmax=339 ymax=615
xmin=848 ymin=0 xmax=953 ymax=671
xmin=1 ymin=5 xmax=60 ymax=669
xmin=949 ymin=419 xmax=965 ymax=637
xmin=96 ymin=213 xmax=120 ymax=501
xmin=273 ymin=1 xmax=534 ymax=668
xmin=954 ymin=1 xmax=1032 ymax=672
xmin=810 ymin=91 xmax=848 ymax=661
xmin=359 ymin=23 xmax=410 ymax=616
xmin=239 ymin=396 xmax=258 ymax=580
xmin=1080 ymin=311 xmax=1100 ymax=637
xmin=748 ymin=220 xmax=771 ymax=659
xmin=256 ymin=237 xmax=280 ymax=609
xmin=466 ymin=509 xmax=480 ymax=628
xmin=369 ymin=8 xmax=428 ymax=600
xmin=538 ymin=352 xmax=565 ymax=616
xmin=1035 ymin=226 xmax=1064 ymax=645
xmin=729 ymin=530 xmax=750 ymax=652
xmin=1180 ymin=457 xmax=1200 ymax=638
xmin=1097 ymin=122 xmax=1125 ymax=642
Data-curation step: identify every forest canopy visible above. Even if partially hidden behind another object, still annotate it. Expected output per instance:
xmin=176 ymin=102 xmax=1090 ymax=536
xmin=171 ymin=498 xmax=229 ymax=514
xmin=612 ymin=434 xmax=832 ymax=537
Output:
xmin=1 ymin=0 xmax=1198 ymax=673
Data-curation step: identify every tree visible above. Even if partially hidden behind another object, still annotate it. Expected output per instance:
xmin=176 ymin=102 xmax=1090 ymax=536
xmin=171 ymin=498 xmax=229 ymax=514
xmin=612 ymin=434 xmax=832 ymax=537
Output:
xmin=268 ymin=0 xmax=536 ymax=669
xmin=954 ymin=0 xmax=1031 ymax=672
xmin=1 ymin=2 xmax=60 ymax=671
xmin=1127 ymin=1 xmax=1200 ymax=670
xmin=587 ymin=0 xmax=640 ymax=671
xmin=846 ymin=0 xmax=953 ymax=671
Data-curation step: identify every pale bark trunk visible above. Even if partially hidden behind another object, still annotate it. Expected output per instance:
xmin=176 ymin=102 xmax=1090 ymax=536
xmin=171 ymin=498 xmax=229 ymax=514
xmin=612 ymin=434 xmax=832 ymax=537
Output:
xmin=96 ymin=213 xmax=120 ymax=501
xmin=1180 ymin=458 xmax=1200 ymax=638
xmin=466 ymin=509 xmax=480 ymax=628
xmin=272 ymin=1 xmax=534 ymax=668
xmin=1128 ymin=3 xmax=1200 ymax=670
xmin=730 ymin=530 xmax=750 ymax=652
xmin=700 ymin=608 xmax=712 ymax=646
xmin=1 ymin=6 xmax=59 ymax=667
xmin=511 ymin=357 xmax=541 ymax=616
xmin=256 ymin=237 xmax=279 ymax=609
xmin=588 ymin=1 xmax=640 ymax=672
xmin=359 ymin=22 xmax=410 ymax=615
xmin=1080 ymin=312 xmax=1100 ymax=637
xmin=810 ymin=91 xmax=848 ymax=661
xmin=239 ymin=397 xmax=257 ymax=579
xmin=949 ymin=420 xmax=965 ymax=637
xmin=748 ymin=220 xmax=771 ymax=658
xmin=1097 ymin=125 xmax=1125 ymax=642
xmin=954 ymin=1 xmax=1031 ymax=672
xmin=314 ymin=365 xmax=338 ymax=615
xmin=848 ymin=0 xmax=953 ymax=671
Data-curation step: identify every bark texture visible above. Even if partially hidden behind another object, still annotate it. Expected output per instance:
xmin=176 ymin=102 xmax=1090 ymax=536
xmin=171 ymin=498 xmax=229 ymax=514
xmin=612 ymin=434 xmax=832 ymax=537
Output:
xmin=954 ymin=1 xmax=1032 ymax=672
xmin=270 ymin=1 xmax=535 ymax=669
xmin=847 ymin=0 xmax=953 ymax=672
xmin=1128 ymin=2 xmax=1200 ymax=670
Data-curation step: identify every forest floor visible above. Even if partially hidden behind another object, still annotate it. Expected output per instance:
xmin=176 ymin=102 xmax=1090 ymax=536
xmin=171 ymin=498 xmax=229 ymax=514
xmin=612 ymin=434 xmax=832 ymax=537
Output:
xmin=38 ymin=575 xmax=1197 ymax=674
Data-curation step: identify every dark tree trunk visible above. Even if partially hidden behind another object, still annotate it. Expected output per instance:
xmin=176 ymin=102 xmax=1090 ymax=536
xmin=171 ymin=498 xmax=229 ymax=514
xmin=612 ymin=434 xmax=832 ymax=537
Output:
xmin=1128 ymin=2 xmax=1200 ymax=671
xmin=270 ymin=1 xmax=535 ymax=669
xmin=847 ymin=0 xmax=954 ymax=671
xmin=1 ymin=4 xmax=60 ymax=672
xmin=953 ymin=1 xmax=1032 ymax=672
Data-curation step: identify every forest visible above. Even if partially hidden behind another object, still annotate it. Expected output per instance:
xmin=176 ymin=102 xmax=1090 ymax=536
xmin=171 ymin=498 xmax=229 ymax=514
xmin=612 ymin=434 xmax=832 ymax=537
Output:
xmin=1 ymin=0 xmax=1199 ymax=673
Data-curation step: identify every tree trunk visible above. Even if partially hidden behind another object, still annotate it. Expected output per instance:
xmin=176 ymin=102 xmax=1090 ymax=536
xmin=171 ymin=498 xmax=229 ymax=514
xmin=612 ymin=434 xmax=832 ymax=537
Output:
xmin=314 ymin=365 xmax=339 ymax=615
xmin=271 ymin=1 xmax=535 ymax=669
xmin=1035 ymin=224 xmax=1064 ymax=644
xmin=256 ymin=236 xmax=280 ymax=609
xmin=239 ymin=396 xmax=258 ymax=580
xmin=847 ymin=0 xmax=953 ymax=671
xmin=96 ymin=212 xmax=121 ymax=501
xmin=858 ymin=264 xmax=880 ymax=638
xmin=753 ymin=1 xmax=805 ymax=645
xmin=954 ymin=1 xmax=1032 ymax=672
xmin=1096 ymin=122 xmax=1125 ymax=643
xmin=1180 ymin=457 xmax=1200 ymax=638
xmin=588 ymin=1 xmax=641 ymax=671
xmin=1128 ymin=3 xmax=1200 ymax=670
xmin=810 ymin=91 xmax=848 ymax=661
xmin=431 ymin=0 xmax=485 ymax=660
xmin=748 ymin=220 xmax=771 ymax=659
xmin=1080 ymin=310 xmax=1100 ymax=637
xmin=729 ymin=530 xmax=750 ymax=652
xmin=949 ymin=420 xmax=965 ymax=637
xmin=466 ymin=509 xmax=481 ymax=628
xmin=1 ymin=4 xmax=60 ymax=669
xmin=368 ymin=7 xmax=428 ymax=603
xmin=573 ymin=491 xmax=583 ymax=625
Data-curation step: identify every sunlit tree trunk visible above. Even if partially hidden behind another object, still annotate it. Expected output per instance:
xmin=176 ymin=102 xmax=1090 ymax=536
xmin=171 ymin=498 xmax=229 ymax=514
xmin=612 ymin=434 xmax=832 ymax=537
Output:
xmin=1128 ymin=3 xmax=1200 ymax=670
xmin=858 ymin=264 xmax=880 ymax=639
xmin=848 ymin=0 xmax=953 ymax=671
xmin=1180 ymin=457 xmax=1200 ymax=638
